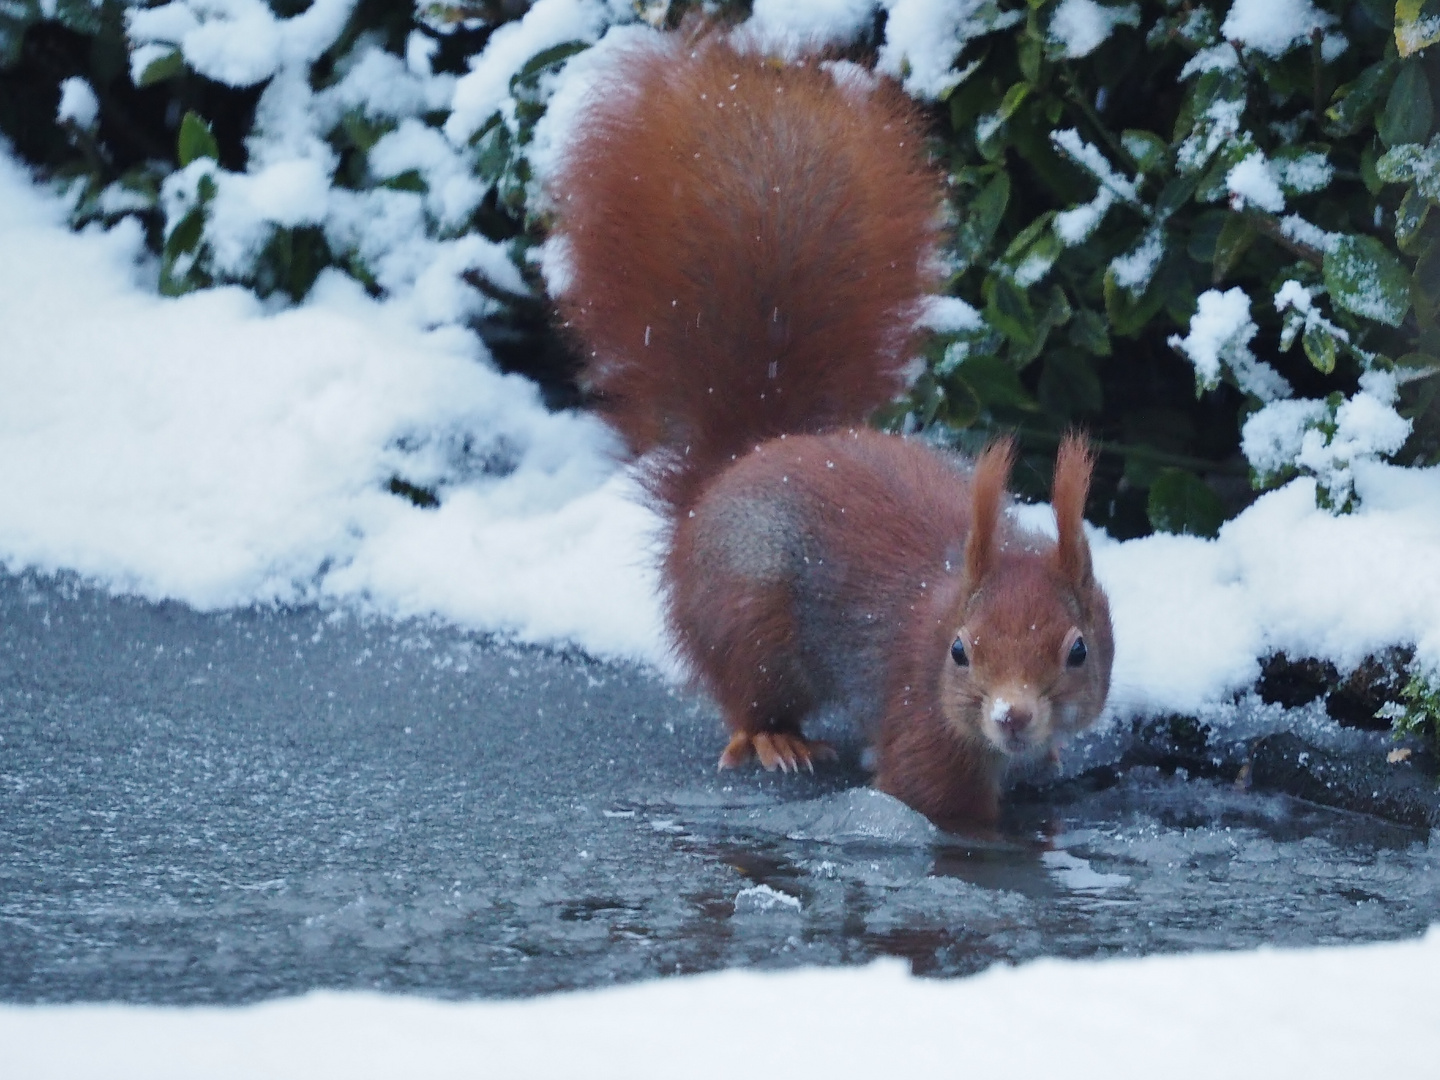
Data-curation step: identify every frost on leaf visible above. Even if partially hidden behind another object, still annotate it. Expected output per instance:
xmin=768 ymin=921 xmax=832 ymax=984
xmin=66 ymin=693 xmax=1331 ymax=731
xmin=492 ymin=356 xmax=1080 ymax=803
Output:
xmin=1376 ymin=138 xmax=1440 ymax=202
xmin=1323 ymin=235 xmax=1412 ymax=327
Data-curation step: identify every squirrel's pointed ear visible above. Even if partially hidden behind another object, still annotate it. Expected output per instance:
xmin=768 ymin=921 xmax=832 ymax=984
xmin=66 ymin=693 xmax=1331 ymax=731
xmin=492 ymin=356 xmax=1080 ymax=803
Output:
xmin=1052 ymin=432 xmax=1096 ymax=587
xmin=964 ymin=436 xmax=1015 ymax=587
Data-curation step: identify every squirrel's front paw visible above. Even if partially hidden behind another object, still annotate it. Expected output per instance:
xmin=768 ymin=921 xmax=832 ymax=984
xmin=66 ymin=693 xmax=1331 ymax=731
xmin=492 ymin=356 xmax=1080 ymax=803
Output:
xmin=718 ymin=731 xmax=837 ymax=774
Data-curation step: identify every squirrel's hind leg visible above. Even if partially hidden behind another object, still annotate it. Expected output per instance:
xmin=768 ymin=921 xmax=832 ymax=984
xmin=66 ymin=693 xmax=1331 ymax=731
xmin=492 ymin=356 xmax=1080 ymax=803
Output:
xmin=669 ymin=490 xmax=835 ymax=774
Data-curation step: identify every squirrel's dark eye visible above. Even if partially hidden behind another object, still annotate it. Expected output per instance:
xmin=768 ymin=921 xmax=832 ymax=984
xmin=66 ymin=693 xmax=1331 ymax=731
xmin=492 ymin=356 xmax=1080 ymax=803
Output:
xmin=951 ymin=638 xmax=969 ymax=667
xmin=1067 ymin=637 xmax=1087 ymax=667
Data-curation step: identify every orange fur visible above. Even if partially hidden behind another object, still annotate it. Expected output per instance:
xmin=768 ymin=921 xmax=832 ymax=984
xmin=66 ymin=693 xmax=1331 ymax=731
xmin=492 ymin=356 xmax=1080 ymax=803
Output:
xmin=549 ymin=31 xmax=1114 ymax=826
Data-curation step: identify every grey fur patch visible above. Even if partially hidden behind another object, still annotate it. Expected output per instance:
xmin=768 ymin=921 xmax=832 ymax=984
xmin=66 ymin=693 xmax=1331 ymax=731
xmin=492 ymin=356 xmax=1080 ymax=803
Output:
xmin=691 ymin=491 xmax=804 ymax=583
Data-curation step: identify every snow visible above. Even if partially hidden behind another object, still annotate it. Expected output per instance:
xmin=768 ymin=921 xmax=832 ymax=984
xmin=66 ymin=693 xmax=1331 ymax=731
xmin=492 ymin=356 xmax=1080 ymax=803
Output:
xmin=55 ymin=76 xmax=99 ymax=131
xmin=1047 ymin=0 xmax=1140 ymax=59
xmin=1227 ymin=151 xmax=1286 ymax=214
xmin=125 ymin=0 xmax=359 ymax=89
xmin=5 ymin=930 xmax=1440 ymax=1078
xmin=1108 ymin=226 xmax=1164 ymax=293
xmin=1167 ymin=286 xmax=1291 ymax=401
xmin=747 ymin=0 xmax=878 ymax=51
xmin=1220 ymin=0 xmax=1346 ymax=61
xmin=0 ymin=146 xmax=663 ymax=662
xmin=1275 ymin=152 xmax=1334 ymax=195
xmin=1055 ymin=188 xmax=1115 ymax=245
xmin=442 ymin=0 xmax=618 ymax=145
xmin=5 ymin=0 xmax=1440 ymax=1047
xmin=1179 ymin=42 xmax=1238 ymax=79
xmin=1051 ymin=128 xmax=1139 ymax=203
xmin=1280 ymin=213 xmax=1341 ymax=254
xmin=921 ymin=295 xmax=985 ymax=333
xmin=7 ymin=134 xmax=1440 ymax=706
xmin=876 ymin=0 xmax=1021 ymax=99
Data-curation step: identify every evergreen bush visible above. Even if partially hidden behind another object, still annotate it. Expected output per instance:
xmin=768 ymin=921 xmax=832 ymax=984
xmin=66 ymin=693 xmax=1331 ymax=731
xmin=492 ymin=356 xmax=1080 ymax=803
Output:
xmin=2 ymin=0 xmax=1436 ymax=534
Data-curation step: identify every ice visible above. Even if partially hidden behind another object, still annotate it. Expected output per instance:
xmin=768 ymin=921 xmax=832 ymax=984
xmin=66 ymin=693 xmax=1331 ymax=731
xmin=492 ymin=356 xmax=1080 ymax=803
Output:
xmin=739 ymin=789 xmax=941 ymax=846
xmin=1041 ymin=849 xmax=1132 ymax=892
xmin=734 ymin=883 xmax=803 ymax=914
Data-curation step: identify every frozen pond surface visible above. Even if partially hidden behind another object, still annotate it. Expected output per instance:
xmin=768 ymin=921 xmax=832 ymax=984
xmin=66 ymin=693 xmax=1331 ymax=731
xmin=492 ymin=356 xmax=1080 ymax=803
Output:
xmin=1 ymin=571 xmax=1437 ymax=1004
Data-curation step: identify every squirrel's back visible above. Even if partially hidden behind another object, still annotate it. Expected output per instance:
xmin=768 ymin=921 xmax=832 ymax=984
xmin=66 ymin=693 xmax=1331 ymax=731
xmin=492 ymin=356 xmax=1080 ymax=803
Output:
xmin=549 ymin=30 xmax=943 ymax=514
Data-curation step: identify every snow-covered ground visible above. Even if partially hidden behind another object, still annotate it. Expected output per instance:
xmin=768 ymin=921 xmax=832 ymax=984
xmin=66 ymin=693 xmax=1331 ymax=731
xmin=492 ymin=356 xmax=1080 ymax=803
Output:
xmin=7 ymin=932 xmax=1440 ymax=1078
xmin=4 ymin=26 xmax=1440 ymax=1059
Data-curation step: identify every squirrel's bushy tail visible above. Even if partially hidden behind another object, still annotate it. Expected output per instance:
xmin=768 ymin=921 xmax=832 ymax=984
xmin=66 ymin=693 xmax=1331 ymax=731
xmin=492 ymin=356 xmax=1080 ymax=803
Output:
xmin=549 ymin=29 xmax=943 ymax=515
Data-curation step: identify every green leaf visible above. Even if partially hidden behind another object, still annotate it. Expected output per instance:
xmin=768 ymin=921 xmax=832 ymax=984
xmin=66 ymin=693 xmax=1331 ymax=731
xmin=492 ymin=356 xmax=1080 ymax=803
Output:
xmin=998 ymin=81 xmax=1031 ymax=122
xmin=1325 ymin=59 xmax=1397 ymax=136
xmin=1018 ymin=27 xmax=1043 ymax=84
xmin=1412 ymin=241 xmax=1440 ymax=323
xmin=1147 ymin=468 xmax=1224 ymax=538
xmin=969 ymin=172 xmax=1010 ymax=251
xmin=954 ymin=352 xmax=1039 ymax=414
xmin=1323 ymin=234 xmax=1412 ymax=326
xmin=177 ymin=112 xmax=219 ymax=167
xmin=1121 ymin=129 xmax=1168 ymax=174
xmin=137 ymin=47 xmax=185 ymax=87
xmin=1155 ymin=174 xmax=1200 ymax=221
xmin=1302 ymin=323 xmax=1338 ymax=374
xmin=1396 ymin=186 xmax=1431 ymax=254
xmin=1378 ymin=61 xmax=1435 ymax=147
xmin=983 ymin=274 xmax=1037 ymax=347
xmin=1377 ymin=138 xmax=1440 ymax=200
xmin=510 ymin=40 xmax=589 ymax=88
xmin=1211 ymin=213 xmax=1257 ymax=284
xmin=163 ymin=207 xmax=204 ymax=260
xmin=52 ymin=0 xmax=101 ymax=35
xmin=473 ymin=119 xmax=513 ymax=184
xmin=1103 ymin=264 xmax=1166 ymax=337
xmin=1395 ymin=351 xmax=1440 ymax=375
xmin=1068 ymin=307 xmax=1111 ymax=356
xmin=379 ymin=169 xmax=427 ymax=193
xmin=1038 ymin=348 xmax=1103 ymax=418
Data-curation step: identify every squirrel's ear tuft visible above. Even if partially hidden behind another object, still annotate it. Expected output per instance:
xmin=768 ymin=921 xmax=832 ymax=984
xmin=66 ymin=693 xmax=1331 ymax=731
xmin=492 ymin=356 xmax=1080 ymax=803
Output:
xmin=1052 ymin=432 xmax=1096 ymax=588
xmin=964 ymin=436 xmax=1015 ymax=587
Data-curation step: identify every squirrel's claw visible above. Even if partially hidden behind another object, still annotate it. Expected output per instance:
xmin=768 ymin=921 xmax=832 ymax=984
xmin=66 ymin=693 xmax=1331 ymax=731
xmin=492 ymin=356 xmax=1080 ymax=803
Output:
xmin=719 ymin=731 xmax=836 ymax=774
xmin=718 ymin=731 xmax=755 ymax=770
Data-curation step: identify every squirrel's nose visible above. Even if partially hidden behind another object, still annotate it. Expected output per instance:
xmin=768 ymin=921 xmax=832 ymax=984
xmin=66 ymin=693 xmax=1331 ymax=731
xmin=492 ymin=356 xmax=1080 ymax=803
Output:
xmin=998 ymin=709 xmax=1032 ymax=738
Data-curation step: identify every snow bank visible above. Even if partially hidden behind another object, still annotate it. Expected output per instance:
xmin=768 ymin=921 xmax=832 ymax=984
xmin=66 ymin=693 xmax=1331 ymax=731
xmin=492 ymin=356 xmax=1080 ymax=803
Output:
xmin=0 ymin=146 xmax=663 ymax=662
xmin=5 ymin=929 xmax=1439 ymax=1079
xmin=5 ymin=132 xmax=1440 ymax=713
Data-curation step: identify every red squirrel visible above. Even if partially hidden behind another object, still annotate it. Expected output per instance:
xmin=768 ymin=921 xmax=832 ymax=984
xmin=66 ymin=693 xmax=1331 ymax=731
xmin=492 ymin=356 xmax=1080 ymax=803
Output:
xmin=549 ymin=29 xmax=1114 ymax=826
